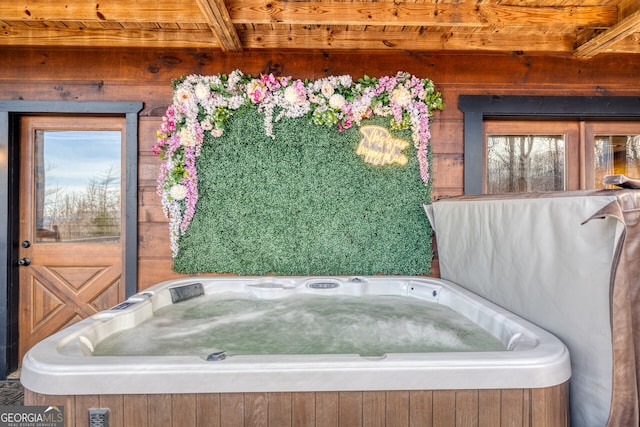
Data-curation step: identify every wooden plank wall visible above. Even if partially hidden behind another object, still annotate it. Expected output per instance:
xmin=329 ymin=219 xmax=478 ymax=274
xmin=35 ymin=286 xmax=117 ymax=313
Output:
xmin=2 ymin=48 xmax=640 ymax=288
xmin=25 ymin=382 xmax=569 ymax=427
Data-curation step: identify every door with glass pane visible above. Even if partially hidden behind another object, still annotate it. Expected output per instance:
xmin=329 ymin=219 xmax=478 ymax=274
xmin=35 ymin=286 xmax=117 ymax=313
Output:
xmin=18 ymin=116 xmax=126 ymax=361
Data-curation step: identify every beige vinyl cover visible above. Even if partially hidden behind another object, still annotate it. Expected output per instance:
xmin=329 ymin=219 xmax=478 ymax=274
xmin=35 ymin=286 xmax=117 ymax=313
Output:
xmin=424 ymin=189 xmax=640 ymax=427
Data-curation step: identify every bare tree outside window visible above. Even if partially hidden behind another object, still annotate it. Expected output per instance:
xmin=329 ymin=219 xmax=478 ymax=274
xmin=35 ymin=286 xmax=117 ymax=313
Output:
xmin=41 ymin=168 xmax=120 ymax=242
xmin=35 ymin=130 xmax=121 ymax=243
xmin=486 ymin=134 xmax=565 ymax=193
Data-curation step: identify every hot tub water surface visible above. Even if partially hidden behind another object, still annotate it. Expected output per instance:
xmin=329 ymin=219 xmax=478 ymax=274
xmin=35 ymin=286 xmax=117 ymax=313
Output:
xmin=93 ymin=293 xmax=506 ymax=357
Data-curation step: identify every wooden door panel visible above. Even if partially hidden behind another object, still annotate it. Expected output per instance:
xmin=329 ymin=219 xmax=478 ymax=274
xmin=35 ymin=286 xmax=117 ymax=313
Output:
xmin=20 ymin=256 xmax=123 ymax=360
xmin=18 ymin=116 xmax=126 ymax=362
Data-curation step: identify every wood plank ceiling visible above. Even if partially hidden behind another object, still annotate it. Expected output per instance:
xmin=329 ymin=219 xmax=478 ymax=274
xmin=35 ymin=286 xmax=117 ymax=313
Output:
xmin=0 ymin=0 xmax=638 ymax=58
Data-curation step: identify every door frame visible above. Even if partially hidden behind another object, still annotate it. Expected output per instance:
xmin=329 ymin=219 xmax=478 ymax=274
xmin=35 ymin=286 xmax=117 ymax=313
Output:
xmin=459 ymin=95 xmax=640 ymax=194
xmin=0 ymin=100 xmax=143 ymax=378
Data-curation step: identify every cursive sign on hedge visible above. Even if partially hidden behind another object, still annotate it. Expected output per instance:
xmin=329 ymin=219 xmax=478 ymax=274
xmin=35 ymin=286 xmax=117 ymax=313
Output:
xmin=356 ymin=125 xmax=410 ymax=166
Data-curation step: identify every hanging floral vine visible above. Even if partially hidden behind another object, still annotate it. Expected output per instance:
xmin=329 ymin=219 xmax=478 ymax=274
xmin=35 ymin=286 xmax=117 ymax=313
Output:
xmin=154 ymin=70 xmax=443 ymax=257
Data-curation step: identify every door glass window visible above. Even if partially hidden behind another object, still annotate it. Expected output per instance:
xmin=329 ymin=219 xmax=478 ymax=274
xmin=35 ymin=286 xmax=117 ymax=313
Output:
xmin=486 ymin=134 xmax=566 ymax=193
xmin=594 ymin=134 xmax=640 ymax=188
xmin=34 ymin=130 xmax=122 ymax=243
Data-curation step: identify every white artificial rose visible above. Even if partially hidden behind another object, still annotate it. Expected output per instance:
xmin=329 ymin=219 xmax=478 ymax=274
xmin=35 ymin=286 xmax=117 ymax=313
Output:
xmin=194 ymin=83 xmax=210 ymax=101
xmin=169 ymin=184 xmax=187 ymax=201
xmin=175 ymin=87 xmax=191 ymax=103
xmin=391 ymin=86 xmax=412 ymax=107
xmin=321 ymin=82 xmax=335 ymax=98
xmin=284 ymin=86 xmax=298 ymax=104
xmin=329 ymin=94 xmax=345 ymax=110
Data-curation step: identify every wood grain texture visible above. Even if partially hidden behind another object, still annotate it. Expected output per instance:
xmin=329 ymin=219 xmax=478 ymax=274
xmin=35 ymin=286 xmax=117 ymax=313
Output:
xmin=2 ymin=0 xmax=636 ymax=57
xmin=194 ymin=0 xmax=243 ymax=52
xmin=24 ymin=384 xmax=570 ymax=427
xmin=574 ymin=9 xmax=640 ymax=58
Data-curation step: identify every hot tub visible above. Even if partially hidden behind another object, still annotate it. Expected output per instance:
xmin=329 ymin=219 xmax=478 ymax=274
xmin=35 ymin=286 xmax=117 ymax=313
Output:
xmin=22 ymin=276 xmax=571 ymax=426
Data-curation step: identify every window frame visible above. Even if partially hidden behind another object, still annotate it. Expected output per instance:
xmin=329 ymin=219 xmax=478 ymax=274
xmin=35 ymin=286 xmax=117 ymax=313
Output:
xmin=458 ymin=95 xmax=640 ymax=194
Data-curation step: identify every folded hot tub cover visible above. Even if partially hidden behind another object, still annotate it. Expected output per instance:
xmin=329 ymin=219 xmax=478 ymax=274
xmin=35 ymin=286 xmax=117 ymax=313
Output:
xmin=425 ymin=189 xmax=640 ymax=427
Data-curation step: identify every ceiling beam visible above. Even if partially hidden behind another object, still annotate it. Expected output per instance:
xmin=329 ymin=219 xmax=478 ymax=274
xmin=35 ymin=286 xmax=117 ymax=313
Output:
xmin=194 ymin=0 xmax=243 ymax=52
xmin=190 ymin=0 xmax=242 ymax=52
xmin=238 ymin=27 xmax=574 ymax=52
xmin=1 ymin=1 xmax=616 ymax=29
xmin=0 ymin=24 xmax=579 ymax=52
xmin=227 ymin=1 xmax=616 ymax=28
xmin=574 ymin=7 xmax=640 ymax=58
xmin=1 ymin=0 xmax=637 ymax=54
xmin=0 ymin=1 xmax=204 ymax=23
xmin=0 ymin=26 xmax=218 ymax=48
xmin=619 ymin=0 xmax=640 ymax=18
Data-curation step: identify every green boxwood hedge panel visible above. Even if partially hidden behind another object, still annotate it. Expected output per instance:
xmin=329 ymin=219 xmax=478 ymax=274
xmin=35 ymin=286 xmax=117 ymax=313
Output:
xmin=172 ymin=109 xmax=432 ymax=275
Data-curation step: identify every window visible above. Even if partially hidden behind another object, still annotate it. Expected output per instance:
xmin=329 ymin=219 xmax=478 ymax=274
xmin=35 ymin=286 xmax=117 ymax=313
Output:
xmin=484 ymin=121 xmax=640 ymax=193
xmin=459 ymin=96 xmax=640 ymax=194
xmin=486 ymin=134 xmax=566 ymax=192
xmin=587 ymin=122 xmax=640 ymax=189
xmin=35 ymin=129 xmax=122 ymax=242
xmin=484 ymin=121 xmax=578 ymax=193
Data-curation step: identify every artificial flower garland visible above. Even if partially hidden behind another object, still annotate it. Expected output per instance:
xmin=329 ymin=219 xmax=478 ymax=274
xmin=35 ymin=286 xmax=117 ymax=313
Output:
xmin=155 ymin=70 xmax=443 ymax=257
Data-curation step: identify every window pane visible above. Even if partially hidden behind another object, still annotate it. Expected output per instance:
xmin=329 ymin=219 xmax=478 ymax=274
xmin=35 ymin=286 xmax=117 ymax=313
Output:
xmin=486 ymin=134 xmax=565 ymax=193
xmin=594 ymin=134 xmax=640 ymax=188
xmin=35 ymin=130 xmax=121 ymax=243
